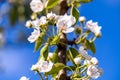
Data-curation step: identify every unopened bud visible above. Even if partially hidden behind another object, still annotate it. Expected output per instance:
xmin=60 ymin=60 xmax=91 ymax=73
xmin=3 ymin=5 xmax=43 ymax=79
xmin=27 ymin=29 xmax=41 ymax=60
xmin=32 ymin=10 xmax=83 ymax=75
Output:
xmin=74 ymin=57 xmax=81 ymax=65
xmin=79 ymin=16 xmax=86 ymax=23
xmin=91 ymin=57 xmax=98 ymax=65
xmin=31 ymin=13 xmax=37 ymax=20
xmin=48 ymin=52 xmax=53 ymax=59
xmin=25 ymin=20 xmax=32 ymax=28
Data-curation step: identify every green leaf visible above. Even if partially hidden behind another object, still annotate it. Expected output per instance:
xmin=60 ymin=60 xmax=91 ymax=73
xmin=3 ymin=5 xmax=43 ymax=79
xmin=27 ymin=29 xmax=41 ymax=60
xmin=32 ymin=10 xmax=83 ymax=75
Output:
xmin=77 ymin=0 xmax=92 ymax=3
xmin=85 ymin=40 xmax=96 ymax=54
xmin=39 ymin=44 xmax=49 ymax=60
xmin=69 ymin=48 xmax=80 ymax=58
xmin=34 ymin=37 xmax=43 ymax=52
xmin=51 ymin=73 xmax=57 ymax=80
xmin=46 ymin=0 xmax=60 ymax=9
xmin=46 ymin=63 xmax=66 ymax=75
xmin=34 ymin=32 xmax=45 ymax=52
xmin=71 ymin=7 xmax=80 ymax=24
xmin=67 ymin=48 xmax=77 ymax=67
xmin=51 ymin=49 xmax=59 ymax=63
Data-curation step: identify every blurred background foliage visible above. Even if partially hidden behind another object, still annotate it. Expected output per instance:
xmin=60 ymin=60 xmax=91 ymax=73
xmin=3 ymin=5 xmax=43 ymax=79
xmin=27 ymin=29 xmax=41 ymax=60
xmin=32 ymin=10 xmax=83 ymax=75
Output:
xmin=0 ymin=0 xmax=33 ymax=46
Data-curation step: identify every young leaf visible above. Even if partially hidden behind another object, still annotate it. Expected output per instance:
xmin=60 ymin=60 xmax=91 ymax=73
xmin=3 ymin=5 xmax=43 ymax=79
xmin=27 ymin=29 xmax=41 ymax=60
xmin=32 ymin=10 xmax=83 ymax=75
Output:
xmin=39 ymin=44 xmax=49 ymax=60
xmin=67 ymin=48 xmax=77 ymax=67
xmin=51 ymin=49 xmax=59 ymax=63
xmin=85 ymin=40 xmax=96 ymax=54
xmin=45 ymin=63 xmax=66 ymax=75
xmin=34 ymin=32 xmax=44 ymax=52
xmin=71 ymin=7 xmax=80 ymax=24
xmin=34 ymin=37 xmax=43 ymax=52
xmin=46 ymin=0 xmax=60 ymax=9
xmin=69 ymin=48 xmax=80 ymax=58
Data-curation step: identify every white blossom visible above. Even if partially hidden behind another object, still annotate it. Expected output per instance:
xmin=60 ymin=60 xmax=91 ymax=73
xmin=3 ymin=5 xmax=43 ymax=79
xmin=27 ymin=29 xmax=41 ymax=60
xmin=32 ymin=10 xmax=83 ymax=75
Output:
xmin=32 ymin=16 xmax=47 ymax=29
xmin=30 ymin=0 xmax=44 ymax=13
xmin=31 ymin=60 xmax=53 ymax=72
xmin=90 ymin=57 xmax=98 ymax=65
xmin=79 ymin=46 xmax=91 ymax=60
xmin=86 ymin=20 xmax=102 ymax=36
xmin=38 ymin=60 xmax=53 ymax=72
xmin=56 ymin=14 xmax=76 ymax=33
xmin=19 ymin=76 xmax=29 ymax=80
xmin=32 ymin=18 xmax=40 ymax=29
xmin=87 ymin=65 xmax=101 ymax=79
xmin=28 ymin=29 xmax=40 ymax=43
xmin=74 ymin=57 xmax=81 ymax=65
xmin=79 ymin=16 xmax=86 ymax=22
xmin=47 ymin=12 xmax=57 ymax=20
xmin=39 ymin=16 xmax=47 ymax=25
xmin=31 ymin=64 xmax=38 ymax=71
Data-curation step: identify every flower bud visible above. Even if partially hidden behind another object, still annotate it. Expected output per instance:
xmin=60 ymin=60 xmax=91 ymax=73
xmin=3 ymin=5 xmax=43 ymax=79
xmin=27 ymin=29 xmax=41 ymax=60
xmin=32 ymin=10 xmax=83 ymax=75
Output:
xmin=48 ymin=52 xmax=53 ymax=59
xmin=79 ymin=16 xmax=86 ymax=23
xmin=25 ymin=20 xmax=32 ymax=28
xmin=74 ymin=57 xmax=81 ymax=65
xmin=91 ymin=57 xmax=98 ymax=65
xmin=31 ymin=13 xmax=37 ymax=20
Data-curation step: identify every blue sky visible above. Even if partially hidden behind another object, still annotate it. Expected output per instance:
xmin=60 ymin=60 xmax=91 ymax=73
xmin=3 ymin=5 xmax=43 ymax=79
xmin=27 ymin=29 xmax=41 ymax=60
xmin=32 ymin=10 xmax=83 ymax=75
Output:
xmin=0 ymin=0 xmax=120 ymax=80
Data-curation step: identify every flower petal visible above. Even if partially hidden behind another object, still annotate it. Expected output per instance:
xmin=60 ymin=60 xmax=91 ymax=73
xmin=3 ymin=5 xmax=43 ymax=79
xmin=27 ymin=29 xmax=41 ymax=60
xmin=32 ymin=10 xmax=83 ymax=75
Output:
xmin=62 ymin=27 xmax=74 ymax=33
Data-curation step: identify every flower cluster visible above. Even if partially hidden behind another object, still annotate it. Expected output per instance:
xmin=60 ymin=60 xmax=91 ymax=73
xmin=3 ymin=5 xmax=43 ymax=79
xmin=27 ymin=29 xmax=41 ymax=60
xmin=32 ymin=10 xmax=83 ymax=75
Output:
xmin=78 ymin=16 xmax=102 ymax=37
xmin=73 ymin=46 xmax=102 ymax=79
xmin=21 ymin=0 xmax=103 ymax=80
xmin=86 ymin=20 xmax=102 ymax=37
xmin=26 ymin=13 xmax=76 ymax=43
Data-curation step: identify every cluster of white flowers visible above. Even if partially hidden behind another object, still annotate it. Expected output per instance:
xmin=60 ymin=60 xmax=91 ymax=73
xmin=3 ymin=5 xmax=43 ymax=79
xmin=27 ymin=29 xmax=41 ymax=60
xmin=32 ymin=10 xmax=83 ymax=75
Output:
xmin=86 ymin=20 xmax=102 ymax=37
xmin=78 ymin=46 xmax=102 ymax=79
xmin=79 ymin=16 xmax=102 ymax=37
xmin=31 ymin=60 xmax=53 ymax=72
xmin=26 ymin=12 xmax=76 ymax=43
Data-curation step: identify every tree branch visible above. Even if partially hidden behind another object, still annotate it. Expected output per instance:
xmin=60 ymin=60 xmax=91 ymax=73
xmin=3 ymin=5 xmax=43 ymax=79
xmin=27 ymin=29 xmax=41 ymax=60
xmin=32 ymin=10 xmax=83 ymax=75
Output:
xmin=57 ymin=0 xmax=69 ymax=80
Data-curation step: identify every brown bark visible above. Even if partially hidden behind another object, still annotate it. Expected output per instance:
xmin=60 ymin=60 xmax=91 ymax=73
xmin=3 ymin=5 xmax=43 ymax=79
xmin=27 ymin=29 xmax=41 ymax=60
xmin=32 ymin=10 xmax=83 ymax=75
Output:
xmin=57 ymin=0 xmax=69 ymax=80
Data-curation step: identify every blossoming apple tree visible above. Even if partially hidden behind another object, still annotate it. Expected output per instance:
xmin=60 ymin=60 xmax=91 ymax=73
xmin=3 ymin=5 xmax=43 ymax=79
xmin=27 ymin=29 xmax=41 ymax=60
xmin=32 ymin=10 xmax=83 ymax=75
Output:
xmin=20 ymin=0 xmax=103 ymax=80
